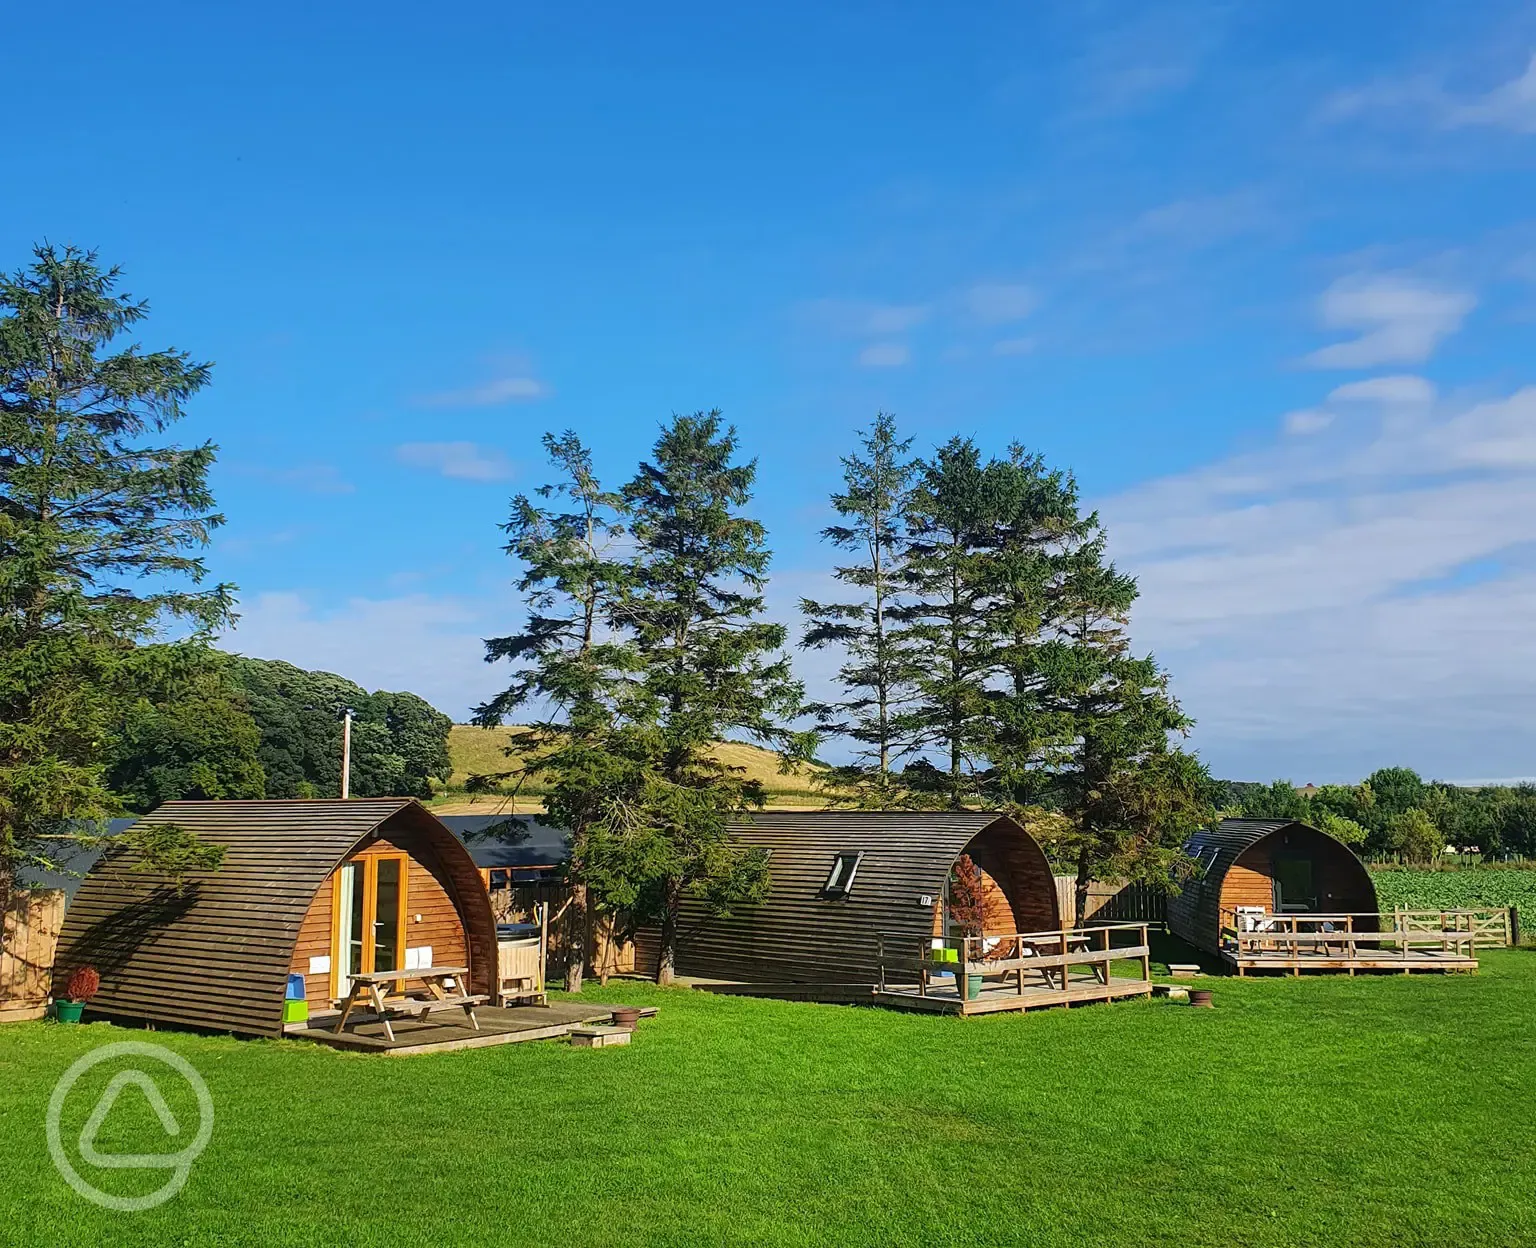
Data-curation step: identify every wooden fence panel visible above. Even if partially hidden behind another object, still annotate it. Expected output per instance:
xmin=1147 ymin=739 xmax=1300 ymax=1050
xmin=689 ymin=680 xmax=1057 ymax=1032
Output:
xmin=1054 ymin=876 xmax=1168 ymax=927
xmin=1 ymin=889 xmax=66 ymax=1022
xmin=489 ymin=883 xmax=637 ymax=981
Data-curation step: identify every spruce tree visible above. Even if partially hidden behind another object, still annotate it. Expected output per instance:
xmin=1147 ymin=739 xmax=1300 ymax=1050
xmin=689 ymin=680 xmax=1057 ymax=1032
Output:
xmin=619 ymin=411 xmax=806 ymax=982
xmin=0 ymin=244 xmax=229 ymax=910
xmin=1022 ymin=508 xmax=1216 ymax=922
xmin=473 ymin=431 xmax=633 ymax=991
xmin=799 ymin=413 xmax=919 ymax=805
xmin=890 ymin=438 xmax=1010 ymax=809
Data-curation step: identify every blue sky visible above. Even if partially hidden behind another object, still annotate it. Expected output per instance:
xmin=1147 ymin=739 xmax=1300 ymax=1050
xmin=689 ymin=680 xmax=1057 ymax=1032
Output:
xmin=8 ymin=1 xmax=1536 ymax=782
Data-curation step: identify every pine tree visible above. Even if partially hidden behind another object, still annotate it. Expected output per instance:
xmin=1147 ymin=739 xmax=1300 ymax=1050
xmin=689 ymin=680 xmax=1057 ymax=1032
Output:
xmin=0 ymin=244 xmax=230 ymax=911
xmin=890 ymin=438 xmax=1010 ymax=809
xmin=473 ymin=431 xmax=633 ymax=991
xmin=1022 ymin=508 xmax=1216 ymax=922
xmin=799 ymin=413 xmax=919 ymax=805
xmin=619 ymin=411 xmax=807 ymax=982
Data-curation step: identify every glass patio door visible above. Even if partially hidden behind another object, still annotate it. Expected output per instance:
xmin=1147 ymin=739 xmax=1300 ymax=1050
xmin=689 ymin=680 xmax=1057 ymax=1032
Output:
xmin=333 ymin=855 xmax=407 ymax=997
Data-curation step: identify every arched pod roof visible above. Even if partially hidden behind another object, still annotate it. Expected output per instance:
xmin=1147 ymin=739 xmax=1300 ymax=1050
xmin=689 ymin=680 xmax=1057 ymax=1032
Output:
xmin=1167 ymin=818 xmax=1377 ymax=954
xmin=52 ymin=799 xmax=497 ymax=1038
xmin=665 ymin=811 xmax=1062 ymax=984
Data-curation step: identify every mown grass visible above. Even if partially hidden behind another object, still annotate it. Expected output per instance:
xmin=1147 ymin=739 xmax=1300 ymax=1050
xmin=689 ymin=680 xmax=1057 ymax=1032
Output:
xmin=2 ymin=951 xmax=1533 ymax=1247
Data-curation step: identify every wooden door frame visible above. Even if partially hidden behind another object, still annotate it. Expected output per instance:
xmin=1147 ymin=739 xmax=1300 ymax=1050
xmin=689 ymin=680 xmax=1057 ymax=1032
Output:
xmin=329 ymin=853 xmax=410 ymax=999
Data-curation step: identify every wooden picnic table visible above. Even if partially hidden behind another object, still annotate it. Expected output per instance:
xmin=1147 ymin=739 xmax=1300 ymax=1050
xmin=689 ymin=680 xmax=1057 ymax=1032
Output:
xmin=332 ymin=966 xmax=488 ymax=1042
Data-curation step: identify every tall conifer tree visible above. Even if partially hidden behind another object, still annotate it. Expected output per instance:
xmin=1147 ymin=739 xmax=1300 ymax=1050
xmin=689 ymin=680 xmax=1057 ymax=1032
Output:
xmin=618 ymin=411 xmax=806 ymax=982
xmin=474 ymin=431 xmax=633 ymax=991
xmin=1020 ymin=508 xmax=1216 ymax=920
xmin=0 ymin=245 xmax=229 ymax=909
xmin=800 ymin=413 xmax=919 ymax=804
xmin=890 ymin=438 xmax=1009 ymax=809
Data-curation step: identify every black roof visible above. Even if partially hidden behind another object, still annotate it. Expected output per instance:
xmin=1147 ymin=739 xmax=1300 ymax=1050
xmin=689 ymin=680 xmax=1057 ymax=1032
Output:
xmin=441 ymin=815 xmax=569 ymax=869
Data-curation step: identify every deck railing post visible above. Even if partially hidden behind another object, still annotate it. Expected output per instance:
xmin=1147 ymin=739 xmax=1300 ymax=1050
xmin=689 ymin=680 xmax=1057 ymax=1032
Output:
xmin=878 ymin=934 xmax=886 ymax=994
xmin=958 ymin=937 xmax=969 ymax=1005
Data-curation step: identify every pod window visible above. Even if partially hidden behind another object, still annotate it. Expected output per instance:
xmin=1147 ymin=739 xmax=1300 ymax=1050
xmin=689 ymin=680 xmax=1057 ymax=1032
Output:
xmin=822 ymin=852 xmax=863 ymax=898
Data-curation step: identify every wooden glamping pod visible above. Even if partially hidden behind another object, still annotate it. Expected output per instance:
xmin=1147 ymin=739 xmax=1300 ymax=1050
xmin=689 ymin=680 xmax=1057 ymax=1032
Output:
xmin=645 ymin=811 xmax=1153 ymax=1015
xmin=1169 ymin=818 xmax=1478 ymax=975
xmin=53 ymin=800 xmax=499 ymax=1040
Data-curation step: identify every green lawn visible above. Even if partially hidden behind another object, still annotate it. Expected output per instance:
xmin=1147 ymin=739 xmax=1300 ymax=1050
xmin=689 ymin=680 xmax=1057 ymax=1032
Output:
xmin=3 ymin=951 xmax=1534 ymax=1247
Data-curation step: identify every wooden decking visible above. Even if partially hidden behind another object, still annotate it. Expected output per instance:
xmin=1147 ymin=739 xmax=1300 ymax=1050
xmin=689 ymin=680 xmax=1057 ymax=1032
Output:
xmin=875 ymin=971 xmax=1152 ymax=1015
xmin=287 ymin=1002 xmax=655 ymax=1055
xmin=1221 ymin=911 xmax=1482 ymax=976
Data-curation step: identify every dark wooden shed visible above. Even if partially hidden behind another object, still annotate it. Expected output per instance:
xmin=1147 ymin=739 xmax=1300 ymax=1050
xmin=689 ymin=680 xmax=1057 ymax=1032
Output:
xmin=52 ymin=799 xmax=497 ymax=1038
xmin=641 ymin=810 xmax=1062 ymax=986
xmin=1167 ymin=818 xmax=1379 ymax=955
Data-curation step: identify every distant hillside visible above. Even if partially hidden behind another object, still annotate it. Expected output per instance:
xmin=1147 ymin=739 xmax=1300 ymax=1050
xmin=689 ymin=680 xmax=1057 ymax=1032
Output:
xmin=438 ymin=724 xmax=829 ymax=812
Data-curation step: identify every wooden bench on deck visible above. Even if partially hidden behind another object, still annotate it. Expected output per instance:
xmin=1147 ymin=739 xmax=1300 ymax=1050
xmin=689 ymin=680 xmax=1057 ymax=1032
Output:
xmin=332 ymin=966 xmax=489 ymax=1042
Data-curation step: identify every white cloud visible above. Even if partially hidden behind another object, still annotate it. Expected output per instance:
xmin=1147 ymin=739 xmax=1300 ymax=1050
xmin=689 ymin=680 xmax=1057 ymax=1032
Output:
xmin=1103 ymin=381 xmax=1536 ymax=780
xmin=416 ymin=375 xmax=549 ymax=407
xmin=992 ymin=336 xmax=1037 ymax=357
xmin=966 ymin=283 xmax=1038 ymax=324
xmin=395 ymin=441 xmax=516 ymax=481
xmin=1326 ymin=375 xmax=1437 ymax=406
xmin=1303 ymin=275 xmax=1474 ymax=369
xmin=858 ymin=343 xmax=910 ymax=368
xmin=1327 ymin=51 xmax=1536 ymax=135
xmin=804 ymin=299 xmax=930 ymax=337
xmin=1448 ymin=53 xmax=1536 ymax=133
xmin=1282 ymin=408 xmax=1333 ymax=436
xmin=220 ymin=591 xmax=497 ymax=718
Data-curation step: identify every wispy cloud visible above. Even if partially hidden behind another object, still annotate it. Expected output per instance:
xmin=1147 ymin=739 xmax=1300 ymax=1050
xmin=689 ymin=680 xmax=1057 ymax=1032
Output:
xmin=1303 ymin=274 xmax=1475 ymax=369
xmin=966 ymin=283 xmax=1038 ymax=324
xmin=233 ymin=460 xmax=355 ymax=495
xmin=992 ymin=336 xmax=1037 ymax=357
xmin=1066 ymin=2 xmax=1227 ymax=118
xmin=1103 ymin=378 xmax=1536 ymax=779
xmin=857 ymin=343 xmax=910 ymax=368
xmin=1327 ymin=50 xmax=1536 ymax=135
xmin=803 ymin=299 xmax=931 ymax=337
xmin=414 ymin=375 xmax=549 ymax=408
xmin=220 ymin=590 xmax=493 ymax=718
xmin=395 ymin=441 xmax=516 ymax=482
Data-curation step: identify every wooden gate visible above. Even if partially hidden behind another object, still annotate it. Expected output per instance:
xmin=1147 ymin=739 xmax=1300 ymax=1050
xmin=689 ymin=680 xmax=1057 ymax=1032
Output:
xmin=1 ymin=889 xmax=66 ymax=1022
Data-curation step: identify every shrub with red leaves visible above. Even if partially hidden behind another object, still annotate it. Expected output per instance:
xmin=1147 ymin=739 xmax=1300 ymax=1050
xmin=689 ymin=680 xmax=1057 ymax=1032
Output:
xmin=65 ymin=965 xmax=100 ymax=1002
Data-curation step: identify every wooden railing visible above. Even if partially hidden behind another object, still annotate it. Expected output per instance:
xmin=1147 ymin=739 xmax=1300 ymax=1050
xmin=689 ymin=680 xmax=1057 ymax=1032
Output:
xmin=875 ymin=924 xmax=1151 ymax=1000
xmin=1391 ymin=908 xmax=1512 ymax=948
xmin=1219 ymin=910 xmax=1483 ymax=963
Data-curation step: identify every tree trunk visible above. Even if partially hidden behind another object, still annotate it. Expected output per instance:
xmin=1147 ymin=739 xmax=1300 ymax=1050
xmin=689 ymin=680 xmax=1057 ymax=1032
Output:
xmin=1073 ymin=851 xmax=1092 ymax=931
xmin=563 ymin=882 xmax=587 ymax=993
xmin=656 ymin=876 xmax=682 ymax=985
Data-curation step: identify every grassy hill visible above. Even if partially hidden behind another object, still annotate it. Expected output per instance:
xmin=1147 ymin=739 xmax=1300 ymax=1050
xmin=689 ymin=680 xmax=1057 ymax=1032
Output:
xmin=435 ymin=724 xmax=829 ymax=812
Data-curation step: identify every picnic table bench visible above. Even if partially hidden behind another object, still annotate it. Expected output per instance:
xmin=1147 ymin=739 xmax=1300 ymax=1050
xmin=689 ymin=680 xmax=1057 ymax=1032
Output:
xmin=333 ymin=966 xmax=488 ymax=1042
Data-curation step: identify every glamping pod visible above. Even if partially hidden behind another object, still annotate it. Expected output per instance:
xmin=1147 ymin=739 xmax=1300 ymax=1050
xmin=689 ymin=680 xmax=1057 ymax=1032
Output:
xmin=1167 ymin=817 xmax=1378 ymax=956
xmin=643 ymin=810 xmax=1062 ymax=986
xmin=53 ymin=800 xmax=497 ymax=1038
xmin=1167 ymin=817 xmax=1478 ymax=975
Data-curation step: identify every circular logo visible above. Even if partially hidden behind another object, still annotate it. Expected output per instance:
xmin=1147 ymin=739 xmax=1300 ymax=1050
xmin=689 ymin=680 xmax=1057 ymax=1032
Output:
xmin=46 ymin=1041 xmax=214 ymax=1212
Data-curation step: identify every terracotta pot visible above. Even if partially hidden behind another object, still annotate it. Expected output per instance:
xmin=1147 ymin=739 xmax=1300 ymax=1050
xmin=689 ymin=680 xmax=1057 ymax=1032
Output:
xmin=1189 ymin=989 xmax=1214 ymax=1009
xmin=611 ymin=1007 xmax=643 ymax=1031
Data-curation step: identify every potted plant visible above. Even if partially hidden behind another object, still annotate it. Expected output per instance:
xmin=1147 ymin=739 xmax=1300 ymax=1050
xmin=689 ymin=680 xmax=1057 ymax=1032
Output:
xmin=55 ymin=965 xmax=99 ymax=1023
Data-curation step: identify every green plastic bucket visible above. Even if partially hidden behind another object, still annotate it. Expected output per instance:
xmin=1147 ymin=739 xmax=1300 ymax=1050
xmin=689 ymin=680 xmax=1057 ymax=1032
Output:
xmin=55 ymin=1000 xmax=85 ymax=1023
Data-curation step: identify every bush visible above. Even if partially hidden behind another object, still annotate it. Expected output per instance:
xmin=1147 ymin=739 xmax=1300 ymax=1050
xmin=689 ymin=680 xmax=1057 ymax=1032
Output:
xmin=64 ymin=965 xmax=100 ymax=1002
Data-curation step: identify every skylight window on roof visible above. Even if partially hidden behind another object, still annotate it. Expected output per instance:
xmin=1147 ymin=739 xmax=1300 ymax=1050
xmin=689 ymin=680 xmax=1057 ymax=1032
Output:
xmin=822 ymin=851 xmax=863 ymax=898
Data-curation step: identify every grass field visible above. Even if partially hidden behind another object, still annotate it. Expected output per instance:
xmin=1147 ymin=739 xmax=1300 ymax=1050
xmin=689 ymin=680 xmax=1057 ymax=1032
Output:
xmin=436 ymin=724 xmax=828 ymax=812
xmin=3 ymin=949 xmax=1533 ymax=1246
